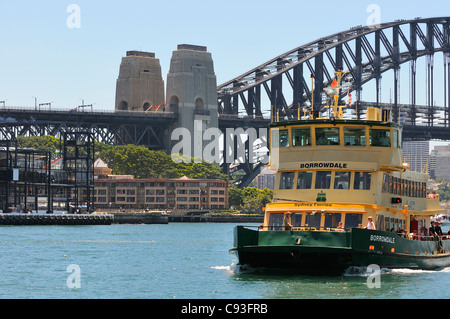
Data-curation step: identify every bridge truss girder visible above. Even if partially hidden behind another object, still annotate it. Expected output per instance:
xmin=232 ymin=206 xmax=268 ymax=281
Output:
xmin=0 ymin=109 xmax=175 ymax=150
xmin=217 ymin=17 xmax=450 ymax=128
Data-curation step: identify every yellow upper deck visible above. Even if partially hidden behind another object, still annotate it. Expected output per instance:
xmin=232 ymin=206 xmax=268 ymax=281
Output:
xmin=270 ymin=117 xmax=403 ymax=172
xmin=268 ymin=113 xmax=440 ymax=214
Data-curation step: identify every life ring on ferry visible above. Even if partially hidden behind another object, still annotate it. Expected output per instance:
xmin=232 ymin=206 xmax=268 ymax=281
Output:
xmin=258 ymin=224 xmax=263 ymax=230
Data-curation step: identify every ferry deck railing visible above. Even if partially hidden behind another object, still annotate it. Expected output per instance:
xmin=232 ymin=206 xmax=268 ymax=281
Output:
xmin=254 ymin=225 xmax=450 ymax=242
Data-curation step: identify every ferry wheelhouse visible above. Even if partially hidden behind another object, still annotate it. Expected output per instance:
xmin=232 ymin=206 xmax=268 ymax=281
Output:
xmin=231 ymin=73 xmax=450 ymax=274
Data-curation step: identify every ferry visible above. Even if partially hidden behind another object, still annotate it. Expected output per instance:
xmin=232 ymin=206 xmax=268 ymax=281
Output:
xmin=230 ymin=71 xmax=450 ymax=274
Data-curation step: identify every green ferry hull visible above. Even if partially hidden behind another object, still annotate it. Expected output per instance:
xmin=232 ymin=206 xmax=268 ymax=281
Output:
xmin=231 ymin=226 xmax=450 ymax=273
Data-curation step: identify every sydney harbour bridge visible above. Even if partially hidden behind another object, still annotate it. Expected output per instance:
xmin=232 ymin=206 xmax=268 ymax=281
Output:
xmin=1 ymin=17 xmax=450 ymax=187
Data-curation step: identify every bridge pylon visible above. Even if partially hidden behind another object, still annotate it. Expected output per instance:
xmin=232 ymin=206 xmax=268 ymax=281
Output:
xmin=166 ymin=44 xmax=219 ymax=160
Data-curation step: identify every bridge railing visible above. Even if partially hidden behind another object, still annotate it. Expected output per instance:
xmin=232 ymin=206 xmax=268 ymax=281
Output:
xmin=0 ymin=107 xmax=178 ymax=118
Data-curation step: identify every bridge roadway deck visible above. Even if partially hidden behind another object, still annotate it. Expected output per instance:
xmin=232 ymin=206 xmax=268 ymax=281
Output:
xmin=0 ymin=107 xmax=449 ymax=141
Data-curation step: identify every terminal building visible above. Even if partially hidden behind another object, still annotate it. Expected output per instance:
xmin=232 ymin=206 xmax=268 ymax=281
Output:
xmin=92 ymin=176 xmax=228 ymax=212
xmin=90 ymin=159 xmax=228 ymax=212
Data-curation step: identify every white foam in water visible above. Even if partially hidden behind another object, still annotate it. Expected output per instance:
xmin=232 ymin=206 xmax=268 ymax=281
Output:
xmin=211 ymin=262 xmax=239 ymax=274
xmin=390 ymin=267 xmax=450 ymax=274
xmin=344 ymin=266 xmax=391 ymax=276
xmin=344 ymin=266 xmax=450 ymax=276
xmin=211 ymin=266 xmax=231 ymax=270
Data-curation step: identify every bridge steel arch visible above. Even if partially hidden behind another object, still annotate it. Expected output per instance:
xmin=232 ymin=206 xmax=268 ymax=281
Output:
xmin=217 ymin=17 xmax=450 ymax=137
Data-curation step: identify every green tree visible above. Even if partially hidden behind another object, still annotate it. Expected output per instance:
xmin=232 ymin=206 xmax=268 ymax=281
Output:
xmin=236 ymin=187 xmax=274 ymax=212
xmin=228 ymin=187 xmax=245 ymax=209
xmin=99 ymin=145 xmax=179 ymax=179
xmin=436 ymin=182 xmax=450 ymax=202
xmin=17 ymin=135 xmax=60 ymax=158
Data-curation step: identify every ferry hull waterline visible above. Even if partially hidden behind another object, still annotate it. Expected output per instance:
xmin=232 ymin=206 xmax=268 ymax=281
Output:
xmin=232 ymin=226 xmax=450 ymax=274
xmin=230 ymin=69 xmax=450 ymax=274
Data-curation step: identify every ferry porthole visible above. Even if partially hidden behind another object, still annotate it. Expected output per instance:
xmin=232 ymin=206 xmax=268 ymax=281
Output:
xmin=295 ymin=237 xmax=302 ymax=245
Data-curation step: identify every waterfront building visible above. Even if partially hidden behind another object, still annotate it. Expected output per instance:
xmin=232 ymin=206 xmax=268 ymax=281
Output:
xmin=91 ymin=175 xmax=228 ymax=212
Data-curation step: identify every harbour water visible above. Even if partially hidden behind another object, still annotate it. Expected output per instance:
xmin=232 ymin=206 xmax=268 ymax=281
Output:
xmin=1 ymin=222 xmax=450 ymax=299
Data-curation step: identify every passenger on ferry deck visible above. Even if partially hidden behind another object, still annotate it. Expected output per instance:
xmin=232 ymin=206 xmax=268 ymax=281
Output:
xmin=429 ymin=221 xmax=436 ymax=237
xmin=420 ymin=227 xmax=428 ymax=240
xmin=366 ymin=216 xmax=375 ymax=230
xmin=436 ymin=222 xmax=443 ymax=237
xmin=284 ymin=213 xmax=292 ymax=231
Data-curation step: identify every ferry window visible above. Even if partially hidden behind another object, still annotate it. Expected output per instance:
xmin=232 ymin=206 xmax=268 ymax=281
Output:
xmin=269 ymin=213 xmax=284 ymax=231
xmin=393 ymin=130 xmax=399 ymax=148
xmin=393 ymin=177 xmax=398 ymax=195
xmin=291 ymin=213 xmax=303 ymax=227
xmin=280 ymin=172 xmax=295 ymax=190
xmin=344 ymin=127 xmax=366 ymax=146
xmin=297 ymin=171 xmax=313 ymax=189
xmin=414 ymin=181 xmax=419 ymax=198
xmin=334 ymin=171 xmax=350 ymax=189
xmin=389 ymin=175 xmax=393 ymax=193
xmin=292 ymin=128 xmax=311 ymax=147
xmin=344 ymin=213 xmax=362 ymax=229
xmin=399 ymin=219 xmax=405 ymax=231
xmin=305 ymin=213 xmax=322 ymax=229
xmin=279 ymin=130 xmax=289 ymax=147
xmin=271 ymin=130 xmax=289 ymax=148
xmin=315 ymin=127 xmax=340 ymax=145
xmin=324 ymin=213 xmax=341 ymax=229
xmin=408 ymin=180 xmax=412 ymax=197
xmin=369 ymin=129 xmax=391 ymax=147
xmin=354 ymin=172 xmax=371 ymax=190
xmin=382 ymin=174 xmax=389 ymax=193
xmin=385 ymin=217 xmax=390 ymax=231
xmin=376 ymin=215 xmax=385 ymax=231
xmin=315 ymin=171 xmax=332 ymax=189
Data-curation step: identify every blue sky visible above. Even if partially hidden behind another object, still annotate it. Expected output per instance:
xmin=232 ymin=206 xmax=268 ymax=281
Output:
xmin=0 ymin=0 xmax=449 ymax=110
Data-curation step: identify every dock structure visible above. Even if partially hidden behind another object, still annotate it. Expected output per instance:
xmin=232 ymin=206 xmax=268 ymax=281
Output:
xmin=0 ymin=213 xmax=114 ymax=226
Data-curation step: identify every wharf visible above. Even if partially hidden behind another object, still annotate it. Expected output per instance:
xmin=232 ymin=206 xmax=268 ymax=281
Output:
xmin=0 ymin=213 xmax=114 ymax=225
xmin=169 ymin=215 xmax=263 ymax=223
xmin=113 ymin=212 xmax=169 ymax=224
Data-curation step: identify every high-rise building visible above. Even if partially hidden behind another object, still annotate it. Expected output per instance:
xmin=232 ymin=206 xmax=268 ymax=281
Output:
xmin=430 ymin=143 xmax=450 ymax=181
xmin=402 ymin=141 xmax=429 ymax=173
